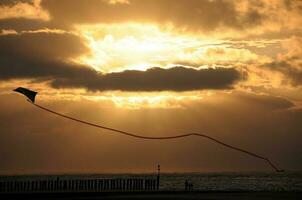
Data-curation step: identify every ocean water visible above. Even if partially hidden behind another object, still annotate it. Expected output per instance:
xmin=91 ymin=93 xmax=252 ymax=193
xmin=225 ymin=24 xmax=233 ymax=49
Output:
xmin=1 ymin=171 xmax=302 ymax=192
xmin=159 ymin=171 xmax=302 ymax=191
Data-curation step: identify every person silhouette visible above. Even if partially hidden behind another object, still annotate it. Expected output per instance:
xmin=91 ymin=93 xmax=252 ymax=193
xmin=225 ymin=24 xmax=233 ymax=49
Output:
xmin=185 ymin=180 xmax=188 ymax=191
xmin=189 ymin=182 xmax=193 ymax=191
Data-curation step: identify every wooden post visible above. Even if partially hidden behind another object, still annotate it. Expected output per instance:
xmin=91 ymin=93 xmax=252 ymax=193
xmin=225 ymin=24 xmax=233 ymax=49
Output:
xmin=118 ymin=179 xmax=120 ymax=190
xmin=3 ymin=181 xmax=5 ymax=192
xmin=24 ymin=181 xmax=28 ymax=192
xmin=4 ymin=181 xmax=6 ymax=192
xmin=101 ymin=179 xmax=104 ymax=191
xmin=74 ymin=180 xmax=76 ymax=191
xmin=18 ymin=181 xmax=21 ymax=192
xmin=7 ymin=181 xmax=10 ymax=192
xmin=69 ymin=180 xmax=72 ymax=191
xmin=130 ymin=179 xmax=133 ymax=191
xmin=140 ymin=179 xmax=143 ymax=190
xmin=51 ymin=180 xmax=54 ymax=191
xmin=157 ymin=164 xmax=160 ymax=190
xmin=133 ymin=179 xmax=135 ymax=191
xmin=75 ymin=180 xmax=78 ymax=191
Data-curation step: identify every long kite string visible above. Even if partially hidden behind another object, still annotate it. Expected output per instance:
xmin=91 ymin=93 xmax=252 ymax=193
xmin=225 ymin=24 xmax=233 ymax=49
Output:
xmin=31 ymin=102 xmax=283 ymax=172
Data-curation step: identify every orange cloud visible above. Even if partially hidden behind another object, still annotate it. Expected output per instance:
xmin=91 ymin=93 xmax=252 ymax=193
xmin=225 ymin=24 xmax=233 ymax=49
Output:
xmin=0 ymin=0 xmax=49 ymax=20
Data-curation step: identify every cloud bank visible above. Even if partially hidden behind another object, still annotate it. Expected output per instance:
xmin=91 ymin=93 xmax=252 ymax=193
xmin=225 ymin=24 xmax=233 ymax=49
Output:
xmin=0 ymin=31 xmax=243 ymax=91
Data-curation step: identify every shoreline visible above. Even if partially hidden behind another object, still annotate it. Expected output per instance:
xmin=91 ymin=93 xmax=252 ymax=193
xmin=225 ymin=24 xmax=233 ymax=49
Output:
xmin=1 ymin=191 xmax=302 ymax=200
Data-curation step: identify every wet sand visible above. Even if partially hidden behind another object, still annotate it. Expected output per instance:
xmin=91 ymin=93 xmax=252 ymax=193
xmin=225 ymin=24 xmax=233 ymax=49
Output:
xmin=1 ymin=191 xmax=301 ymax=200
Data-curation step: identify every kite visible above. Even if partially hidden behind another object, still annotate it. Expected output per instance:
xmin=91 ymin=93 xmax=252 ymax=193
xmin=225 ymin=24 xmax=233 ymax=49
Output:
xmin=13 ymin=87 xmax=284 ymax=172
xmin=14 ymin=87 xmax=37 ymax=103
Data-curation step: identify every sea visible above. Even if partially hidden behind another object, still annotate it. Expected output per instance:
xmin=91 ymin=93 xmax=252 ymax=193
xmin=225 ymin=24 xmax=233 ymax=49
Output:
xmin=159 ymin=171 xmax=302 ymax=191
xmin=1 ymin=171 xmax=301 ymax=192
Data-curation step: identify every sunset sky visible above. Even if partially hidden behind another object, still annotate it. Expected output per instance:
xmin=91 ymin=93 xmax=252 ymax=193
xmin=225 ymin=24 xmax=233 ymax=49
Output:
xmin=0 ymin=0 xmax=302 ymax=174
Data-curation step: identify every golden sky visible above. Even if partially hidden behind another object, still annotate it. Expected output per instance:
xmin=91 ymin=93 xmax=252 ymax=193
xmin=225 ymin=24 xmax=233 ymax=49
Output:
xmin=0 ymin=0 xmax=302 ymax=174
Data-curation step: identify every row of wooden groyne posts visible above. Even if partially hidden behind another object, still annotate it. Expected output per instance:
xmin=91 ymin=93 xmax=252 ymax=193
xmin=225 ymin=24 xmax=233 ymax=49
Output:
xmin=1 ymin=165 xmax=161 ymax=193
xmin=0 ymin=177 xmax=160 ymax=193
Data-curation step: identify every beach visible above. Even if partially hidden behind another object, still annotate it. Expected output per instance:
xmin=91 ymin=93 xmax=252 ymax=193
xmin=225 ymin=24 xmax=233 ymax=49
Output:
xmin=1 ymin=191 xmax=302 ymax=200
xmin=1 ymin=172 xmax=301 ymax=199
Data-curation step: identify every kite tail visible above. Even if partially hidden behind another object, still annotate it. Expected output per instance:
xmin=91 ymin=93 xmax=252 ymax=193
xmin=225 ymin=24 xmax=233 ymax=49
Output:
xmin=30 ymin=101 xmax=284 ymax=173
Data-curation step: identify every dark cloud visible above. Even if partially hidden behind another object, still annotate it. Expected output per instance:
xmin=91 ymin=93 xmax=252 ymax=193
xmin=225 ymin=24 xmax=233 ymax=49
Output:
xmin=283 ymin=0 xmax=302 ymax=12
xmin=40 ymin=0 xmax=264 ymax=32
xmin=0 ymin=0 xmax=54 ymax=32
xmin=262 ymin=37 xmax=302 ymax=86
xmin=0 ymin=31 xmax=93 ymax=80
xmin=0 ymin=18 xmax=66 ymax=32
xmin=0 ymin=31 xmax=243 ymax=91
xmin=243 ymin=9 xmax=264 ymax=26
xmin=229 ymin=91 xmax=294 ymax=110
xmin=265 ymin=61 xmax=302 ymax=86
xmin=0 ymin=31 xmax=88 ymax=61
xmin=0 ymin=0 xmax=33 ymax=6
xmin=51 ymin=67 xmax=244 ymax=91
xmin=1 ymin=0 xmax=300 ymax=36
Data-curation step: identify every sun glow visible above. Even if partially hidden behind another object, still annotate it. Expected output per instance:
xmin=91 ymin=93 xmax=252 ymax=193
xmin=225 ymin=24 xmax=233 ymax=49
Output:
xmin=72 ymin=23 xmax=265 ymax=109
xmin=76 ymin=23 xmax=219 ymax=73
xmin=86 ymin=91 xmax=207 ymax=109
